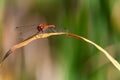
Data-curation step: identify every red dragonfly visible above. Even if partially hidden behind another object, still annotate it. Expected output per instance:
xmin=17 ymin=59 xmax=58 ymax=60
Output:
xmin=16 ymin=23 xmax=56 ymax=40
xmin=37 ymin=24 xmax=56 ymax=33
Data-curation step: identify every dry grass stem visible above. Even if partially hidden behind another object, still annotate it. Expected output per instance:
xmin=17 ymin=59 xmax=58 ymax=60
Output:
xmin=0 ymin=32 xmax=120 ymax=71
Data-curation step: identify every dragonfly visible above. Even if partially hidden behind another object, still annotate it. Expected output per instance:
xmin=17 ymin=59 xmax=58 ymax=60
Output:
xmin=15 ymin=23 xmax=56 ymax=41
xmin=1 ymin=24 xmax=56 ymax=63
xmin=16 ymin=23 xmax=56 ymax=33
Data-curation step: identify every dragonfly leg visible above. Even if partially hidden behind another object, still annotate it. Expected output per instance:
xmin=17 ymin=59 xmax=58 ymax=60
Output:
xmin=40 ymin=29 xmax=44 ymax=33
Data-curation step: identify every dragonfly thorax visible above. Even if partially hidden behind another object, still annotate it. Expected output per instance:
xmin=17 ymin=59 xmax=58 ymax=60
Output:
xmin=37 ymin=24 xmax=46 ymax=32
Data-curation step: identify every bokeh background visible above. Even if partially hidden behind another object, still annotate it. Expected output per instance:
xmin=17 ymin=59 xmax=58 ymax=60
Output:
xmin=0 ymin=0 xmax=120 ymax=80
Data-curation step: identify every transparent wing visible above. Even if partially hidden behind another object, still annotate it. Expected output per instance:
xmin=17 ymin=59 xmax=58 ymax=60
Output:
xmin=16 ymin=24 xmax=39 ymax=34
xmin=15 ymin=24 xmax=39 ymax=41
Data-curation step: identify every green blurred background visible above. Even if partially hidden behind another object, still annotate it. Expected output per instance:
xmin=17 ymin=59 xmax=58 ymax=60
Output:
xmin=0 ymin=0 xmax=120 ymax=80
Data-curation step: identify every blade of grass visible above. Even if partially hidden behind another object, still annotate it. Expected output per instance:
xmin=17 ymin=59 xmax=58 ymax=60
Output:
xmin=0 ymin=32 xmax=120 ymax=71
xmin=65 ymin=33 xmax=120 ymax=71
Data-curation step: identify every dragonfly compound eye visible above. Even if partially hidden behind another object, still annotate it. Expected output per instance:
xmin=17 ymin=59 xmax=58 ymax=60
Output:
xmin=37 ymin=26 xmax=41 ymax=32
